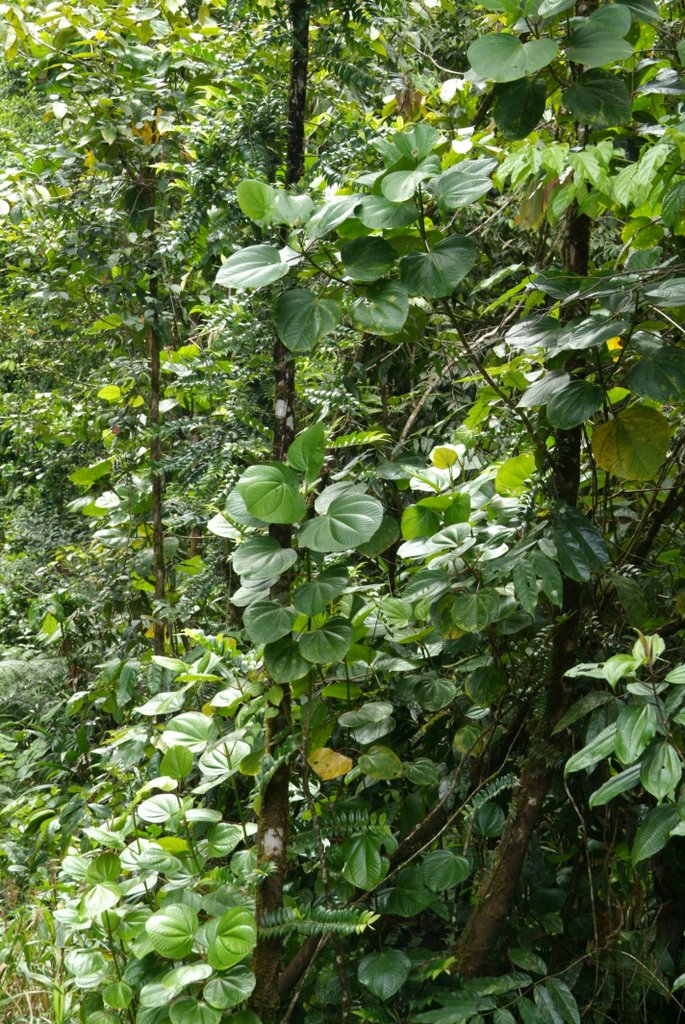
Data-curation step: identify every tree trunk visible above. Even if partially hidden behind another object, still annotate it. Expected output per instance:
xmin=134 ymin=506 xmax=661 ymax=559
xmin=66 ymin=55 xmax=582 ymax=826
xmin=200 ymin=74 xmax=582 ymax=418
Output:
xmin=250 ymin=4 xmax=309 ymax=1022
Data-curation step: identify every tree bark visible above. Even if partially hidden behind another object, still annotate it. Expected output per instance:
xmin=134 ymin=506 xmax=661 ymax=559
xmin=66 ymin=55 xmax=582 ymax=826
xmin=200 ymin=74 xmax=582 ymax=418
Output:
xmin=250 ymin=5 xmax=309 ymax=1022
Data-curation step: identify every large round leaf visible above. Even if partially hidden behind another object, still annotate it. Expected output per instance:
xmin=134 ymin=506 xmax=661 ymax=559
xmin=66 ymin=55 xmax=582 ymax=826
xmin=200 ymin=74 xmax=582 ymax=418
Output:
xmin=427 ymin=158 xmax=496 ymax=209
xmin=546 ymin=380 xmax=603 ymax=429
xmin=422 ymin=850 xmax=471 ymax=892
xmin=232 ymin=537 xmax=298 ymax=580
xmin=400 ymin=236 xmax=477 ymax=298
xmin=236 ymin=180 xmax=276 ymax=224
xmin=552 ymin=506 xmax=609 ymax=582
xmin=287 ymin=422 xmax=326 ymax=481
xmin=381 ymin=156 xmax=441 ymax=202
xmin=204 ymin=967 xmax=256 ymax=1009
xmin=300 ymin=617 xmax=354 ymax=663
xmin=146 ymin=904 xmax=198 ymax=959
xmin=263 ymin=636 xmax=311 ymax=683
xmin=341 ymin=236 xmax=396 ymax=282
xmin=358 ymin=950 xmax=411 ymax=1000
xmin=341 ymin=834 xmax=387 ymax=889
xmin=307 ymin=194 xmax=362 ymax=237
xmin=452 ymin=590 xmax=502 ymax=632
xmin=565 ymin=5 xmax=632 ymax=68
xmin=494 ymin=77 xmax=547 ymax=140
xmin=592 ymin=406 xmax=671 ymax=480
xmin=236 ymin=464 xmax=305 ymax=525
xmin=161 ymin=713 xmax=217 ymax=753
xmin=308 ymin=747 xmax=354 ymax=781
xmin=298 ymin=493 xmax=383 ymax=552
xmin=274 ymin=288 xmax=340 ymax=353
xmin=243 ymin=600 xmax=296 ymax=645
xmin=468 ymin=34 xmax=557 ymax=83
xmin=357 ymin=195 xmax=418 ymax=229
xmin=169 ymin=998 xmax=220 ymax=1024
xmin=215 ymin=244 xmax=290 ymax=290
xmin=199 ymin=737 xmax=251 ymax=781
xmin=293 ymin=567 xmax=349 ymax=616
xmin=627 ymin=348 xmax=685 ymax=402
xmin=349 ymin=281 xmax=409 ymax=335
xmin=563 ymin=71 xmax=631 ymax=127
xmin=207 ymin=908 xmax=257 ymax=970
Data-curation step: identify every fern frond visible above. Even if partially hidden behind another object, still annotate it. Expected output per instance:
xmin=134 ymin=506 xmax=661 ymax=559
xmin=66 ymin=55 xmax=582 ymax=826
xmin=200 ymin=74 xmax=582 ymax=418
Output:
xmin=259 ymin=905 xmax=378 ymax=938
xmin=318 ymin=807 xmax=393 ymax=839
xmin=465 ymin=773 xmax=517 ymax=818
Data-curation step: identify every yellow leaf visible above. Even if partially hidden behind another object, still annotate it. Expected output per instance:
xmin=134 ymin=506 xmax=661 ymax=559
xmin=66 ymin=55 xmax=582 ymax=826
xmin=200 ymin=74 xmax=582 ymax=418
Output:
xmin=606 ymin=336 xmax=622 ymax=351
xmin=308 ymin=747 xmax=353 ymax=781
xmin=431 ymin=445 xmax=460 ymax=469
xmin=84 ymin=150 xmax=97 ymax=173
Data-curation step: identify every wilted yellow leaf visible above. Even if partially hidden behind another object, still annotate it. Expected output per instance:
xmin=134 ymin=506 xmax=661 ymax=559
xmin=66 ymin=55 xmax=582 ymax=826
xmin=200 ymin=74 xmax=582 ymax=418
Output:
xmin=308 ymin=747 xmax=353 ymax=781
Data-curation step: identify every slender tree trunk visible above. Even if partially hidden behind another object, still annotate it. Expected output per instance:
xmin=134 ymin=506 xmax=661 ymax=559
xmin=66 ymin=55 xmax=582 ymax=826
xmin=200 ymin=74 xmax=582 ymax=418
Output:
xmin=251 ymin=5 xmax=309 ymax=1022
xmin=453 ymin=201 xmax=590 ymax=978
xmin=144 ymin=169 xmax=166 ymax=657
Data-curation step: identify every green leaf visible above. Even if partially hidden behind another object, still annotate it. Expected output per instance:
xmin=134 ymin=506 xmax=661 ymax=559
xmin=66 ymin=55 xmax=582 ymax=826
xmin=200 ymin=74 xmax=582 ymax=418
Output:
xmin=616 ymin=0 xmax=661 ymax=24
xmin=287 ymin=423 xmax=326 ymax=480
xmin=103 ymin=982 xmax=133 ymax=1010
xmin=161 ymin=712 xmax=217 ymax=752
xmin=508 ymin=948 xmax=548 ymax=974
xmin=592 ymin=406 xmax=671 ymax=481
xmin=563 ymin=71 xmax=632 ymax=127
xmin=546 ymin=380 xmax=603 ymax=429
xmin=204 ymin=967 xmax=256 ymax=1009
xmin=349 ymin=280 xmax=409 ymax=335
xmin=215 ymin=244 xmax=291 ymax=290
xmin=300 ymin=617 xmax=354 ymax=663
xmin=81 ymin=883 xmax=120 ymax=917
xmin=615 ymin=703 xmax=657 ymax=765
xmin=236 ymin=179 xmax=275 ymax=223
xmin=422 ymin=850 xmax=471 ymax=891
xmin=452 ymin=589 xmax=502 ymax=632
xmin=137 ymin=793 xmax=184 ymax=823
xmin=661 ymin=180 xmax=685 ymax=230
xmin=427 ymin=158 xmax=496 ymax=209
xmin=531 ymin=551 xmax=563 ymax=606
xmin=643 ymin=278 xmax=685 ymax=306
xmin=169 ymin=999 xmax=220 ymax=1024
xmin=243 ymin=601 xmax=296 ymax=645
xmin=402 ymin=504 xmax=440 ymax=540
xmin=468 ymin=34 xmax=557 ymax=83
xmin=199 ymin=737 xmax=251 ymax=781
xmin=400 ymin=235 xmax=477 ymax=298
xmin=274 ymin=288 xmax=340 ymax=353
xmin=552 ymin=507 xmax=609 ymax=583
xmin=232 ymin=537 xmax=298 ymax=580
xmin=146 ymin=904 xmax=198 ymax=959
xmin=513 ymin=560 xmax=538 ymax=616
xmin=341 ymin=235 xmax=396 ymax=281
xmin=640 ymin=742 xmax=682 ymax=800
xmin=589 ymin=764 xmax=641 ymax=808
xmin=381 ymin=156 xmax=441 ymax=202
xmin=69 ymin=459 xmax=113 ymax=487
xmin=236 ymin=464 xmax=306 ymax=525
xmin=307 ymin=194 xmax=362 ymax=237
xmin=357 ymin=195 xmax=418 ymax=229
xmin=496 ymin=453 xmax=536 ymax=495
xmin=357 ymin=515 xmax=400 ymax=557
xmin=358 ymin=950 xmax=411 ymax=1000
xmin=534 ymin=979 xmax=580 ymax=1024
xmin=293 ymin=567 xmax=349 ymax=616
xmin=207 ymin=823 xmax=243 ymax=858
xmin=565 ymin=723 xmax=617 ymax=773
xmin=565 ymin=6 xmax=632 ymax=68
xmin=627 ymin=349 xmax=685 ymax=402
xmin=298 ymin=493 xmax=383 ymax=552
xmin=207 ymin=908 xmax=257 ymax=970
xmin=415 ymin=676 xmax=456 ymax=711
xmin=342 ymin=834 xmax=387 ymax=889
xmin=263 ymin=636 xmax=311 ymax=683
xmin=632 ymin=805 xmax=680 ymax=864
xmin=557 ymin=315 xmax=630 ymax=352
xmin=358 ymin=744 xmax=404 ymax=780
xmin=494 ymin=77 xmax=547 ymax=140
xmin=160 ymin=746 xmax=193 ymax=780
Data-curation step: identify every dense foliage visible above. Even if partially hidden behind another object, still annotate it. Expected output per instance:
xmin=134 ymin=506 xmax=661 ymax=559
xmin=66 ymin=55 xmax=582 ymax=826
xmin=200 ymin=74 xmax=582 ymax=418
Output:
xmin=1 ymin=1 xmax=685 ymax=1023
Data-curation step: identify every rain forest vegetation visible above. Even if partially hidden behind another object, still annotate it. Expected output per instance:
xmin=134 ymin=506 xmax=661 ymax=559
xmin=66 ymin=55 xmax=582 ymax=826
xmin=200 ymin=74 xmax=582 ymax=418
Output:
xmin=1 ymin=1 xmax=685 ymax=1023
